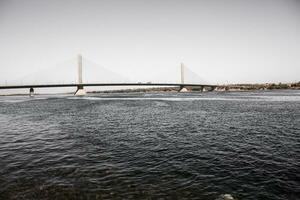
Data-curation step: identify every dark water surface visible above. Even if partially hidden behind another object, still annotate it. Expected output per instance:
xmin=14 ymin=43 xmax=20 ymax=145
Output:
xmin=0 ymin=91 xmax=299 ymax=200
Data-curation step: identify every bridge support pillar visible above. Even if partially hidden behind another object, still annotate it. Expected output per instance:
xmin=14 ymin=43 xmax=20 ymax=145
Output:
xmin=206 ymin=86 xmax=215 ymax=91
xmin=199 ymin=86 xmax=204 ymax=92
xmin=179 ymin=85 xmax=188 ymax=92
xmin=29 ymin=87 xmax=34 ymax=97
xmin=74 ymin=54 xmax=86 ymax=96
xmin=74 ymin=85 xmax=86 ymax=96
xmin=203 ymin=86 xmax=215 ymax=92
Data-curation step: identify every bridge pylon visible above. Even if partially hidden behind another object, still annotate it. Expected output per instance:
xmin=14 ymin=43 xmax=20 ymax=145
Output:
xmin=74 ymin=54 xmax=86 ymax=96
xmin=179 ymin=63 xmax=188 ymax=92
xmin=29 ymin=87 xmax=34 ymax=97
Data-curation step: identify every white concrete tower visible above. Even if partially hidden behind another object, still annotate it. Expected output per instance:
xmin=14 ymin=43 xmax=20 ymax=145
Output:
xmin=78 ymin=54 xmax=83 ymax=84
xmin=181 ymin=62 xmax=184 ymax=84
xmin=179 ymin=62 xmax=188 ymax=92
xmin=74 ymin=54 xmax=86 ymax=96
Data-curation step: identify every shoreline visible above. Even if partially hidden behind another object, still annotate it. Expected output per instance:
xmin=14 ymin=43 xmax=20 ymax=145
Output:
xmin=0 ymin=82 xmax=299 ymax=96
xmin=0 ymin=88 xmax=299 ymax=97
xmin=214 ymin=82 xmax=300 ymax=91
xmin=90 ymin=82 xmax=300 ymax=93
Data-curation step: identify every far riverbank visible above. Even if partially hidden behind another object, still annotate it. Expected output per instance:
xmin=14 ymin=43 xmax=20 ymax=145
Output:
xmin=90 ymin=82 xmax=300 ymax=93
xmin=0 ymin=82 xmax=299 ymax=96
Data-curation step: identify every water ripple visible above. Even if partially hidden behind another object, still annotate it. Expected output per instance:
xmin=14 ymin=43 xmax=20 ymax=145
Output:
xmin=0 ymin=91 xmax=299 ymax=200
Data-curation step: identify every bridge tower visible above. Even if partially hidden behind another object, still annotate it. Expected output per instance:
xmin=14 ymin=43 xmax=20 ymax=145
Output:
xmin=29 ymin=87 xmax=34 ymax=97
xmin=179 ymin=63 xmax=188 ymax=92
xmin=181 ymin=62 xmax=184 ymax=84
xmin=74 ymin=54 xmax=86 ymax=96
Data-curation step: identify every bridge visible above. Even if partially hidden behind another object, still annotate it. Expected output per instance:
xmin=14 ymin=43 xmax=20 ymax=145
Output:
xmin=0 ymin=55 xmax=217 ymax=96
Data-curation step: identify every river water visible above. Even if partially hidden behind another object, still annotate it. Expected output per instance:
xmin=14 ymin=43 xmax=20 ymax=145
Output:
xmin=0 ymin=90 xmax=299 ymax=200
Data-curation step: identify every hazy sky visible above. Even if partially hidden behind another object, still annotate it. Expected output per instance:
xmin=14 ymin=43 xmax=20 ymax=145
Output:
xmin=0 ymin=0 xmax=300 ymax=87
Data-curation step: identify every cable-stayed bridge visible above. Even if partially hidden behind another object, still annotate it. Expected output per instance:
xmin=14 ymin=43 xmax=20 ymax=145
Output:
xmin=0 ymin=55 xmax=217 ymax=96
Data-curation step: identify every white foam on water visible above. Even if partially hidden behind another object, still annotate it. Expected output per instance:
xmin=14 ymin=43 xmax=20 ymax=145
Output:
xmin=66 ymin=95 xmax=300 ymax=102
xmin=215 ymin=194 xmax=235 ymax=200
xmin=67 ymin=96 xmax=257 ymax=101
xmin=237 ymin=95 xmax=300 ymax=102
xmin=0 ymin=96 xmax=48 ymax=103
xmin=68 ymin=96 xmax=203 ymax=101
xmin=2 ymin=91 xmax=299 ymax=103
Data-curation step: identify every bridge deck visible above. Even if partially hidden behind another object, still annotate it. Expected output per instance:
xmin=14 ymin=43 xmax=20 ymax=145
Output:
xmin=0 ymin=83 xmax=217 ymax=90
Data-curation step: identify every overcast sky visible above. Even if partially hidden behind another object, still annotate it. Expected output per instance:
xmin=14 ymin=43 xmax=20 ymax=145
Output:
xmin=0 ymin=0 xmax=299 ymax=88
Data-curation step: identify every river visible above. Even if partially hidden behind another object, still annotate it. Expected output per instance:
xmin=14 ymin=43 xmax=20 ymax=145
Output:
xmin=0 ymin=90 xmax=299 ymax=200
